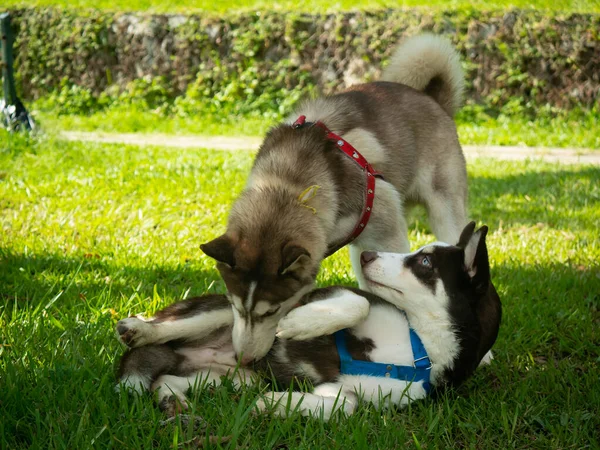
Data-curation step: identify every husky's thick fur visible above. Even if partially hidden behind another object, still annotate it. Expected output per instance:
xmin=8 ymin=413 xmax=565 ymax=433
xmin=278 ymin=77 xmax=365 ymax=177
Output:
xmin=200 ymin=34 xmax=469 ymax=362
xmin=117 ymin=223 xmax=501 ymax=420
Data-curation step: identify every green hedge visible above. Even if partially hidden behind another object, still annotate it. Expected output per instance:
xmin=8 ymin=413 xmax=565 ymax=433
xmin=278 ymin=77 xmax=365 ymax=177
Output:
xmin=5 ymin=7 xmax=600 ymax=116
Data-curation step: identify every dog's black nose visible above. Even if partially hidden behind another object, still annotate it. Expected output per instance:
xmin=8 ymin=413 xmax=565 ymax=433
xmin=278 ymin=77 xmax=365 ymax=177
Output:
xmin=360 ymin=251 xmax=378 ymax=267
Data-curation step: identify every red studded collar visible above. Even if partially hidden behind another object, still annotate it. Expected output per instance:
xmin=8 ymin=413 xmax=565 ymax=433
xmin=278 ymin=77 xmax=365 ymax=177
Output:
xmin=292 ymin=115 xmax=384 ymax=257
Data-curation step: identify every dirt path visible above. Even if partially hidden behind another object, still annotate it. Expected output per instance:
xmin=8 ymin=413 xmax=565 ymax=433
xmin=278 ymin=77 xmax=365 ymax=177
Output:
xmin=60 ymin=131 xmax=600 ymax=165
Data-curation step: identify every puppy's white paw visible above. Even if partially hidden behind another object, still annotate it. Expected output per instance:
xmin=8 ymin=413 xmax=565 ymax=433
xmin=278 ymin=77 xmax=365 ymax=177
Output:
xmin=255 ymin=392 xmax=287 ymax=415
xmin=159 ymin=394 xmax=190 ymax=417
xmin=254 ymin=398 xmax=268 ymax=414
xmin=276 ymin=306 xmax=339 ymax=340
xmin=479 ymin=350 xmax=494 ymax=366
xmin=116 ymin=317 xmax=155 ymax=347
xmin=277 ymin=292 xmax=369 ymax=340
xmin=115 ymin=374 xmax=151 ymax=394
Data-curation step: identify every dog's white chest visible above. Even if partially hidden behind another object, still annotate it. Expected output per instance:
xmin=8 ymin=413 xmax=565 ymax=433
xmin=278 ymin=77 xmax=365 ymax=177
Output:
xmin=351 ymin=304 xmax=415 ymax=366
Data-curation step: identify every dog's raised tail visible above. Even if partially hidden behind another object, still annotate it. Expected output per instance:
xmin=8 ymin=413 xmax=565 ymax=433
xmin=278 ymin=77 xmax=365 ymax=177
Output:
xmin=381 ymin=34 xmax=464 ymax=117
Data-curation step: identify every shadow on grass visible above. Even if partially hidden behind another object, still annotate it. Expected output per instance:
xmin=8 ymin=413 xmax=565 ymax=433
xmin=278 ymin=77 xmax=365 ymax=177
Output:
xmin=3 ymin=246 xmax=597 ymax=349
xmin=1 ymin=250 xmax=598 ymax=449
xmin=433 ymin=260 xmax=598 ymax=440
xmin=491 ymin=261 xmax=598 ymax=358
xmin=468 ymin=166 xmax=599 ymax=231
xmin=1 ymin=164 xmax=597 ymax=309
xmin=2 ymin=151 xmax=598 ymax=448
xmin=405 ymin=165 xmax=599 ymax=236
xmin=0 ymin=248 xmax=223 ymax=310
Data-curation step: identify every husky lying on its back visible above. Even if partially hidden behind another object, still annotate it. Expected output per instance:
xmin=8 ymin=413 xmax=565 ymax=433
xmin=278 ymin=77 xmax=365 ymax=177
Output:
xmin=116 ymin=223 xmax=501 ymax=420
xmin=199 ymin=34 xmax=469 ymax=362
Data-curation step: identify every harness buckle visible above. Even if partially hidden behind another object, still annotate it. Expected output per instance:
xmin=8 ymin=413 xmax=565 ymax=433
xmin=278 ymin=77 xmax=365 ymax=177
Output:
xmin=413 ymin=356 xmax=432 ymax=370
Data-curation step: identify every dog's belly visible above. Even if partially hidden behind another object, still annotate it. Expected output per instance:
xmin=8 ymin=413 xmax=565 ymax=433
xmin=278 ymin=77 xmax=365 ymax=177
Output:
xmin=174 ymin=329 xmax=237 ymax=370
xmin=175 ymin=344 xmax=237 ymax=369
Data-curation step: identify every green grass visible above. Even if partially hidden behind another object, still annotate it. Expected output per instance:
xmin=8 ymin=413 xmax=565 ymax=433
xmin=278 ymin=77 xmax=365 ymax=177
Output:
xmin=1 ymin=131 xmax=599 ymax=448
xmin=36 ymin=107 xmax=600 ymax=149
xmin=37 ymin=109 xmax=270 ymax=139
xmin=4 ymin=0 xmax=599 ymax=13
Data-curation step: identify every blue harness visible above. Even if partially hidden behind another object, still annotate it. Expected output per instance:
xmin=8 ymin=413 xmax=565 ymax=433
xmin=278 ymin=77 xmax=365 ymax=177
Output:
xmin=334 ymin=326 xmax=432 ymax=394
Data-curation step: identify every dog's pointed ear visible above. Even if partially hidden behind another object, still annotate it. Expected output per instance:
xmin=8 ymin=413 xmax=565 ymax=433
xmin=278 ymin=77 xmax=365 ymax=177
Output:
xmin=457 ymin=221 xmax=477 ymax=248
xmin=461 ymin=225 xmax=490 ymax=291
xmin=280 ymin=244 xmax=311 ymax=276
xmin=200 ymin=235 xmax=236 ymax=267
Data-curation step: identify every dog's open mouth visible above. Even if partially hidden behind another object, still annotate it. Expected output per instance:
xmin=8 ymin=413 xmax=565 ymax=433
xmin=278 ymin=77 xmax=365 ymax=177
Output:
xmin=365 ymin=277 xmax=403 ymax=295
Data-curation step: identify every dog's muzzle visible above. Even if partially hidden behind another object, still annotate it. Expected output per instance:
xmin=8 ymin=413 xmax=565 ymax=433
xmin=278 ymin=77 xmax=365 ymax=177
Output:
xmin=360 ymin=251 xmax=378 ymax=267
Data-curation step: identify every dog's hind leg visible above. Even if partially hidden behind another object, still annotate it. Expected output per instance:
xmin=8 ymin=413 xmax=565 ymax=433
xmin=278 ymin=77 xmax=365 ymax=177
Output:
xmin=339 ymin=375 xmax=427 ymax=410
xmin=117 ymin=344 xmax=180 ymax=394
xmin=425 ymin=193 xmax=467 ymax=245
xmin=153 ymin=366 xmax=257 ymax=415
xmin=256 ymin=383 xmax=358 ymax=421
xmin=117 ymin=307 xmax=233 ymax=348
xmin=153 ymin=372 xmax=223 ymax=414
xmin=420 ymin=158 xmax=468 ymax=245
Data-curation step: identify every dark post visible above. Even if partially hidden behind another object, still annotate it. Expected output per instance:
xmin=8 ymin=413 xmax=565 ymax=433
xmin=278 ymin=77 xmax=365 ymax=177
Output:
xmin=1 ymin=12 xmax=35 ymax=131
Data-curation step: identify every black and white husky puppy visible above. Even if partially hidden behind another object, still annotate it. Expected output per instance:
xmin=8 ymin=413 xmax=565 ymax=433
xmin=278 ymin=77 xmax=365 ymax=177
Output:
xmin=116 ymin=223 xmax=501 ymax=419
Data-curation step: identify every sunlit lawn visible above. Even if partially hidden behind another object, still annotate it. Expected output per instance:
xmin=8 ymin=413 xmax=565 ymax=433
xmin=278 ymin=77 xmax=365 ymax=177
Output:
xmin=1 ymin=132 xmax=598 ymax=448
xmin=36 ymin=107 xmax=600 ymax=150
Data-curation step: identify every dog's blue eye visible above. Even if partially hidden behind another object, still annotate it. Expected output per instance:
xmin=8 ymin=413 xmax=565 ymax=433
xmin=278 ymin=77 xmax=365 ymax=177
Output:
xmin=421 ymin=256 xmax=431 ymax=267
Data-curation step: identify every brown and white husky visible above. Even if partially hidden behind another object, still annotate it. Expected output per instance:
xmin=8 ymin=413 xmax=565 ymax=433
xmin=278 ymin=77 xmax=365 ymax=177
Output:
xmin=199 ymin=34 xmax=470 ymax=362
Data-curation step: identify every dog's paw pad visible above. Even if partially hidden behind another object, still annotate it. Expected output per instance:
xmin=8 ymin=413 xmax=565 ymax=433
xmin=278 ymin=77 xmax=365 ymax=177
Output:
xmin=254 ymin=398 xmax=268 ymax=414
xmin=159 ymin=395 xmax=189 ymax=417
xmin=116 ymin=317 xmax=150 ymax=347
xmin=160 ymin=414 xmax=206 ymax=431
xmin=254 ymin=394 xmax=277 ymax=413
xmin=255 ymin=392 xmax=293 ymax=417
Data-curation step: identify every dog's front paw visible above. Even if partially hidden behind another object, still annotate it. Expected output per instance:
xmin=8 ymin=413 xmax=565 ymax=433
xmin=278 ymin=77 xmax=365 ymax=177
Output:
xmin=116 ymin=316 xmax=154 ymax=347
xmin=159 ymin=394 xmax=190 ymax=417
xmin=276 ymin=306 xmax=337 ymax=340
xmin=253 ymin=398 xmax=268 ymax=415
xmin=254 ymin=392 xmax=286 ymax=415
xmin=160 ymin=413 xmax=207 ymax=431
xmin=276 ymin=312 xmax=318 ymax=340
xmin=479 ymin=350 xmax=494 ymax=366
